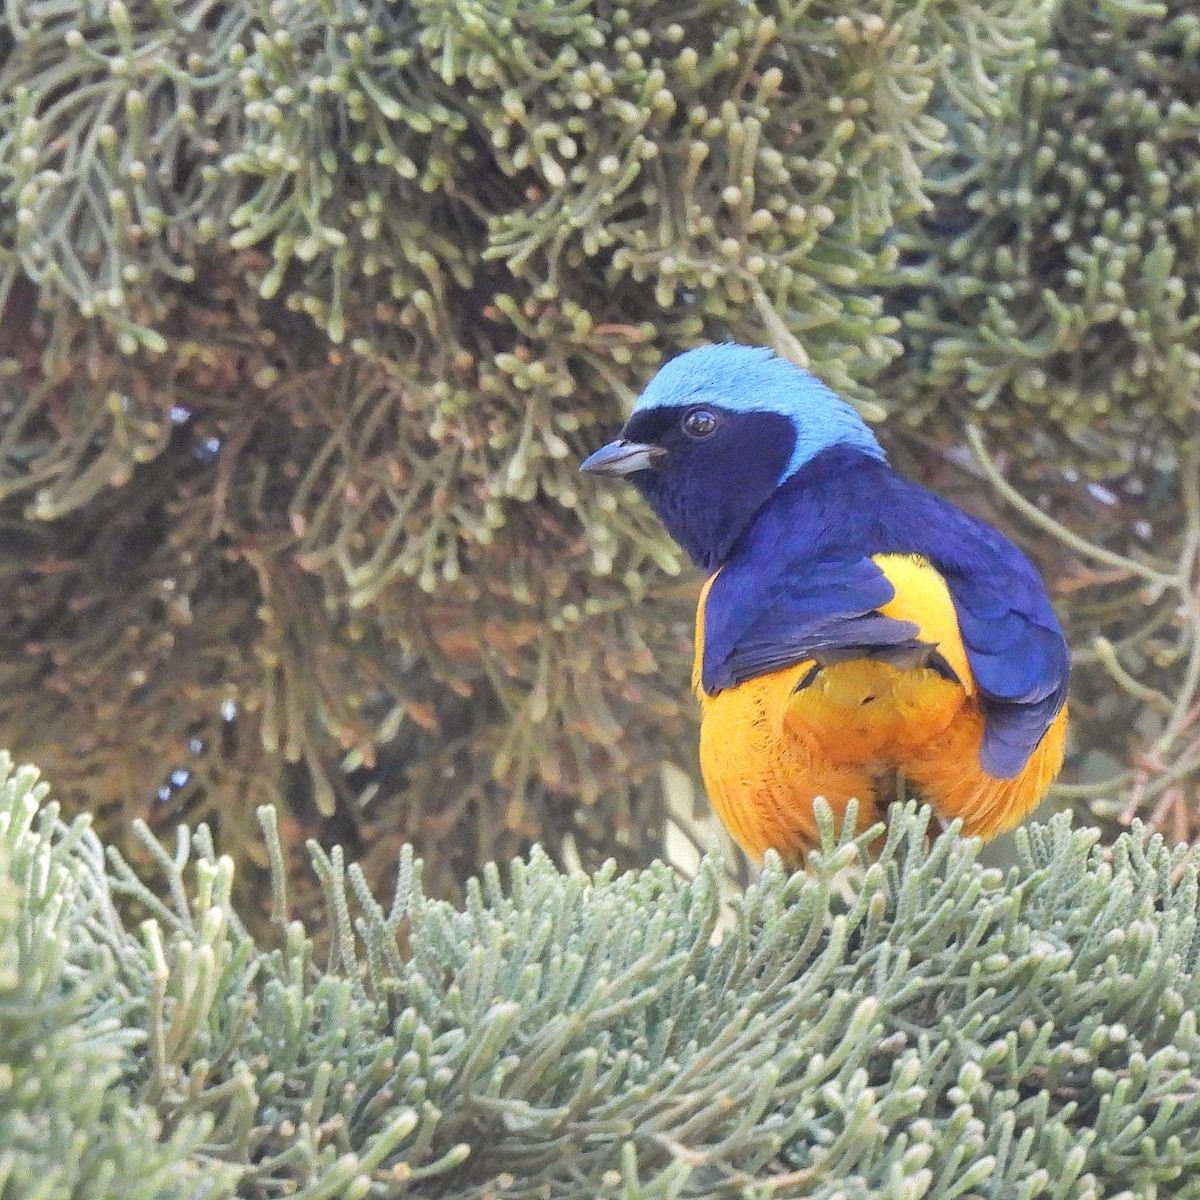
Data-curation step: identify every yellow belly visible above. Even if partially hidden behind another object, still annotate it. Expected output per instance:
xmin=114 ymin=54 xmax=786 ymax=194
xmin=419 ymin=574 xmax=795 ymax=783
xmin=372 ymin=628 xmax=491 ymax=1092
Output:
xmin=698 ymin=655 xmax=965 ymax=861
xmin=693 ymin=555 xmax=1068 ymax=863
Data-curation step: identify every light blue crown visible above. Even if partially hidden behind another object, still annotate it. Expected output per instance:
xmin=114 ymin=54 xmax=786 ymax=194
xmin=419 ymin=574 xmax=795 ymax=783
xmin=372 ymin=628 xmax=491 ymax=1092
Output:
xmin=634 ymin=344 xmax=884 ymax=480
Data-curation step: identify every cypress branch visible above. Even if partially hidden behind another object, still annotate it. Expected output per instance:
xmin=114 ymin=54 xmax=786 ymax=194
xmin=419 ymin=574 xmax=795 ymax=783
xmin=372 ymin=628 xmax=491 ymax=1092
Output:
xmin=3 ymin=750 xmax=1200 ymax=1197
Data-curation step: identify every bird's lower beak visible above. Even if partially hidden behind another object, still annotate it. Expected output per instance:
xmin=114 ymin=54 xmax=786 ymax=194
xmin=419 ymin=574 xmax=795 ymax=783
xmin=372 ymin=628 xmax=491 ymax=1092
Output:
xmin=579 ymin=439 xmax=667 ymax=477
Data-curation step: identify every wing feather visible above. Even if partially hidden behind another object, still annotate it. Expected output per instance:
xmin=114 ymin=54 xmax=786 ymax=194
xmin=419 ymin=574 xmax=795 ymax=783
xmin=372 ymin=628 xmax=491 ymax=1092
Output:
xmin=939 ymin=540 xmax=1070 ymax=778
xmin=701 ymin=555 xmax=926 ymax=693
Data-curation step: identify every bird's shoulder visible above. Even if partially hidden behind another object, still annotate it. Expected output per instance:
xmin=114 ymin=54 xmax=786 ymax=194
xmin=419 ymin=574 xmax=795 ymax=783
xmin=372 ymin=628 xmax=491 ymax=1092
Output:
xmin=706 ymin=448 xmax=979 ymax=603
xmin=725 ymin=448 xmax=1060 ymax=627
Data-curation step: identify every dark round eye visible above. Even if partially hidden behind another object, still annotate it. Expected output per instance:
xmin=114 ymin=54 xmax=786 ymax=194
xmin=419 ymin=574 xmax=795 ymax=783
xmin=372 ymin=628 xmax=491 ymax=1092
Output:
xmin=682 ymin=407 xmax=719 ymax=438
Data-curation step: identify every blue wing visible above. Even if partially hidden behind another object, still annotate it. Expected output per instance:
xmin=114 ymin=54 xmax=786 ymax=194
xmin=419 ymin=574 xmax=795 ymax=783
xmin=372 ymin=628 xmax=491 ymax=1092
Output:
xmin=701 ymin=554 xmax=928 ymax=692
xmin=943 ymin=545 xmax=1070 ymax=779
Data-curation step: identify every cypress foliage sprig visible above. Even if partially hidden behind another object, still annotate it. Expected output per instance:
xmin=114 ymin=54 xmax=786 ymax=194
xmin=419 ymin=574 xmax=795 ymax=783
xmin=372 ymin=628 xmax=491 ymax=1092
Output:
xmin=0 ymin=757 xmax=237 ymax=1200
xmin=3 ymin=750 xmax=1200 ymax=1197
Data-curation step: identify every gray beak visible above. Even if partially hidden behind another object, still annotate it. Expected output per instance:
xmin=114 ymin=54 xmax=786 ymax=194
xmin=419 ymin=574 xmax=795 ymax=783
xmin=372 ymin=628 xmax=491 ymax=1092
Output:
xmin=579 ymin=438 xmax=667 ymax=477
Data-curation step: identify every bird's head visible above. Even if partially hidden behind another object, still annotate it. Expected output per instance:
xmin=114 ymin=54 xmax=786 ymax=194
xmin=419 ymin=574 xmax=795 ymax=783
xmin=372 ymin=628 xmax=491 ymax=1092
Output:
xmin=580 ymin=344 xmax=884 ymax=569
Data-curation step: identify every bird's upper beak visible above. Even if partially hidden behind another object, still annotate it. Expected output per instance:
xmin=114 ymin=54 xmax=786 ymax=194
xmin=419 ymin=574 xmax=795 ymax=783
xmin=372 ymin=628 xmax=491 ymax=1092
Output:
xmin=579 ymin=438 xmax=667 ymax=477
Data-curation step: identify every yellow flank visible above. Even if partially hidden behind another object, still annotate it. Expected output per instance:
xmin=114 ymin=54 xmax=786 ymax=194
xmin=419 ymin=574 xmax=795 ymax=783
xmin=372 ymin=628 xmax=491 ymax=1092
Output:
xmin=694 ymin=555 xmax=1067 ymax=863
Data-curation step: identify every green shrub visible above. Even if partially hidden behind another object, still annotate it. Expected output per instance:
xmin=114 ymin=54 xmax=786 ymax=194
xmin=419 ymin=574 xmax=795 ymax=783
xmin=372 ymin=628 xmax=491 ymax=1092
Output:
xmin=3 ymin=750 xmax=1200 ymax=1198
xmin=0 ymin=758 xmax=236 ymax=1199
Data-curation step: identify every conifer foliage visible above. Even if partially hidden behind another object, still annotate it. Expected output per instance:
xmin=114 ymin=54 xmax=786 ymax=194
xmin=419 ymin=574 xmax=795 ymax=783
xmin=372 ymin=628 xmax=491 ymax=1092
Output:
xmin=3 ymin=751 xmax=1200 ymax=1198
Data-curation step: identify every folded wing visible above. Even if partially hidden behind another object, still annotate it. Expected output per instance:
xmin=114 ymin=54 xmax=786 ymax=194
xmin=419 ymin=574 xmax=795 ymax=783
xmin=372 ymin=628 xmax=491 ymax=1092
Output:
xmin=701 ymin=555 xmax=928 ymax=692
xmin=700 ymin=529 xmax=1069 ymax=781
xmin=946 ymin=560 xmax=1070 ymax=778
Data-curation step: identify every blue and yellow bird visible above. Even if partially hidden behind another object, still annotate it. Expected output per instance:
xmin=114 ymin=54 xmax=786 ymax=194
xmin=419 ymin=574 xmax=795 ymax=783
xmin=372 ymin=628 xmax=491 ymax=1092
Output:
xmin=581 ymin=344 xmax=1069 ymax=862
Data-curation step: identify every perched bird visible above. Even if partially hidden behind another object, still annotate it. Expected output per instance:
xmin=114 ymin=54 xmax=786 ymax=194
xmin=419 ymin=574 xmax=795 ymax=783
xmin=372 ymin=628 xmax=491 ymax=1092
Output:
xmin=581 ymin=344 xmax=1069 ymax=863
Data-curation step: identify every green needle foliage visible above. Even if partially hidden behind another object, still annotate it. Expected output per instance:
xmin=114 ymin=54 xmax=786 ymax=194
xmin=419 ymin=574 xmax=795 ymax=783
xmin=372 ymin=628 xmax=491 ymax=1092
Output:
xmin=4 ymin=750 xmax=1200 ymax=1197
xmin=0 ymin=757 xmax=237 ymax=1200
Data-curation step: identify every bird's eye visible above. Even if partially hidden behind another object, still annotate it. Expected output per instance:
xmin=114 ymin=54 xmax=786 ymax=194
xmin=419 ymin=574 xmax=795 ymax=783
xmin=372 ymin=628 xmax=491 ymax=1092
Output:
xmin=682 ymin=407 xmax=719 ymax=438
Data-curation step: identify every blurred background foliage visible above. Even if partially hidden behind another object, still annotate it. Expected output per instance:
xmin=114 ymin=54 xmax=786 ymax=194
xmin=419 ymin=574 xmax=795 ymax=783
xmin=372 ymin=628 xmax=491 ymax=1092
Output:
xmin=0 ymin=0 xmax=1197 ymax=918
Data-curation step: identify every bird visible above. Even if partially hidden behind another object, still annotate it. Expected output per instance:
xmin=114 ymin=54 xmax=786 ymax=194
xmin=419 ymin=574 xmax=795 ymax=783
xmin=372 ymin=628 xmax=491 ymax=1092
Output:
xmin=580 ymin=344 xmax=1069 ymax=864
